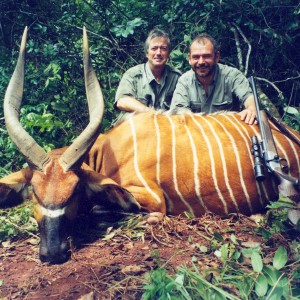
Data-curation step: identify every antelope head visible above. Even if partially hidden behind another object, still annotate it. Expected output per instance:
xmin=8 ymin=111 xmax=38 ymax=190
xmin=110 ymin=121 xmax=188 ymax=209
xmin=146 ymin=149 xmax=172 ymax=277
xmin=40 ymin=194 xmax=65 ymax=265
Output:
xmin=4 ymin=27 xmax=104 ymax=263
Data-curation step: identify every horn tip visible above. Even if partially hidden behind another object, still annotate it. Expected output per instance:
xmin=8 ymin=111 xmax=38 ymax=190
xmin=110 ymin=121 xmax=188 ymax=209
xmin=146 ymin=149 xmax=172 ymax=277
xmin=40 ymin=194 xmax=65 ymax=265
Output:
xmin=20 ymin=27 xmax=28 ymax=52
xmin=83 ymin=26 xmax=87 ymax=39
xmin=83 ymin=27 xmax=88 ymax=51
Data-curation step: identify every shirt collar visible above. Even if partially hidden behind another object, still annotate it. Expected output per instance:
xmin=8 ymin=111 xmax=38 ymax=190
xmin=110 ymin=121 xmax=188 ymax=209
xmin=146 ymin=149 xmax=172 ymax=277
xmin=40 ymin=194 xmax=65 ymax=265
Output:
xmin=145 ymin=62 xmax=167 ymax=85
xmin=213 ymin=64 xmax=219 ymax=84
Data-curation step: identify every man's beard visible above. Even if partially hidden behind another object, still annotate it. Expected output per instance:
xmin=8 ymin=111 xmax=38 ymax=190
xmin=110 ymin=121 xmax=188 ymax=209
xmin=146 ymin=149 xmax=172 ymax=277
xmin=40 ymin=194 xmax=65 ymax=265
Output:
xmin=195 ymin=64 xmax=216 ymax=78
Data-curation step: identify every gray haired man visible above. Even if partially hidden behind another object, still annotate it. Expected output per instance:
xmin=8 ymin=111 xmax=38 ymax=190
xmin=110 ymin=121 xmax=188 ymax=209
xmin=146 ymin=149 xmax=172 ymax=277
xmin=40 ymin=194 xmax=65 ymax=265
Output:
xmin=115 ymin=29 xmax=181 ymax=113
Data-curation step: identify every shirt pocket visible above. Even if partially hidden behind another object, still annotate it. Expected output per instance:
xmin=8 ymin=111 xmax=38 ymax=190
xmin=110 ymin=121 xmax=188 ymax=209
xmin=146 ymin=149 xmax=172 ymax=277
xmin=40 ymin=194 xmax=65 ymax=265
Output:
xmin=212 ymin=96 xmax=233 ymax=112
xmin=189 ymin=101 xmax=202 ymax=113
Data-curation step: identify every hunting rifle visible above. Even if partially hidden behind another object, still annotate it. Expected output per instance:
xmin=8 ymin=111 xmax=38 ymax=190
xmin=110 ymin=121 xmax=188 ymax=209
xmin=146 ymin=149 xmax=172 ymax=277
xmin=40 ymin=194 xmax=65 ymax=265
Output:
xmin=249 ymin=76 xmax=299 ymax=204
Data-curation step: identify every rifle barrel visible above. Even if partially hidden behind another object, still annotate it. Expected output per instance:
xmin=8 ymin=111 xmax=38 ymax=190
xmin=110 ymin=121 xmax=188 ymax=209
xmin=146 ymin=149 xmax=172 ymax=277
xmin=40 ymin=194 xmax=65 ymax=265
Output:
xmin=249 ymin=76 xmax=278 ymax=160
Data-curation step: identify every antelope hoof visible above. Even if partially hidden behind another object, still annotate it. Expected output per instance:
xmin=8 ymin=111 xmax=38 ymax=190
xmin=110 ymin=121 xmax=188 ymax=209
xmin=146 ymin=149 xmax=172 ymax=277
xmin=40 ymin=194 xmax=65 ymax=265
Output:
xmin=146 ymin=212 xmax=164 ymax=225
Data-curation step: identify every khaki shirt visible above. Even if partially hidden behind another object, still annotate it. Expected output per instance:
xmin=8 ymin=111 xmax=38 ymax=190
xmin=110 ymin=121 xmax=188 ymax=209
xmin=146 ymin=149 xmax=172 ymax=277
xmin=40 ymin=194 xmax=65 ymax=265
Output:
xmin=170 ymin=64 xmax=253 ymax=113
xmin=115 ymin=62 xmax=181 ymax=110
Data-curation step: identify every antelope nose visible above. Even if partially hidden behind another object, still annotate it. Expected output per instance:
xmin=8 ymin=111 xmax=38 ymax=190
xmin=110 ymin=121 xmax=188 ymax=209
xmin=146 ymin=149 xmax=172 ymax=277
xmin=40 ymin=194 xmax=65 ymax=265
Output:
xmin=39 ymin=242 xmax=70 ymax=264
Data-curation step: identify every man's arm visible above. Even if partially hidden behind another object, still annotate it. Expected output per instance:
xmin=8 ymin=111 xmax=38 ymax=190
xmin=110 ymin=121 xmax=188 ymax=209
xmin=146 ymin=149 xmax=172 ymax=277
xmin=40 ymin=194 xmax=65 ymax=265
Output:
xmin=239 ymin=95 xmax=258 ymax=125
xmin=116 ymin=97 xmax=153 ymax=113
xmin=229 ymin=68 xmax=257 ymax=125
xmin=115 ymin=68 xmax=152 ymax=113
xmin=169 ymin=76 xmax=191 ymax=112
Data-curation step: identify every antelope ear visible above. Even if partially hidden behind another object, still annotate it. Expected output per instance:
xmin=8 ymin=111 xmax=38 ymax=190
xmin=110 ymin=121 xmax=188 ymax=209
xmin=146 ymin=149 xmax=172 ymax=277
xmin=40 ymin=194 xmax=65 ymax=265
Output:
xmin=82 ymin=169 xmax=140 ymax=212
xmin=90 ymin=184 xmax=141 ymax=212
xmin=0 ymin=168 xmax=33 ymax=207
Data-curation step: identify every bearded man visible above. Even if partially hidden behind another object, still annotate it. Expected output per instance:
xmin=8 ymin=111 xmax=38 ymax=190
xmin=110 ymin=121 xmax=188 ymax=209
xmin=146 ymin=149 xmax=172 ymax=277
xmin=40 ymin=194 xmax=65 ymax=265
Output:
xmin=170 ymin=34 xmax=257 ymax=125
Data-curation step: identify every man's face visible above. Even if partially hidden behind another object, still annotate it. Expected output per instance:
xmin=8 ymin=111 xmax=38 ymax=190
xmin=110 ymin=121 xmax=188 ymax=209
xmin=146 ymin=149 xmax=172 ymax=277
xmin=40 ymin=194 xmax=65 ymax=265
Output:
xmin=146 ymin=37 xmax=169 ymax=69
xmin=188 ymin=39 xmax=220 ymax=79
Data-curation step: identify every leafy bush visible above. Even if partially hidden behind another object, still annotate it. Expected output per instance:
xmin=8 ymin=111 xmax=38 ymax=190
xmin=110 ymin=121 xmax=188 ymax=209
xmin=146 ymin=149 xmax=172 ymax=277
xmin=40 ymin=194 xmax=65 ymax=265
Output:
xmin=143 ymin=242 xmax=300 ymax=299
xmin=0 ymin=202 xmax=38 ymax=242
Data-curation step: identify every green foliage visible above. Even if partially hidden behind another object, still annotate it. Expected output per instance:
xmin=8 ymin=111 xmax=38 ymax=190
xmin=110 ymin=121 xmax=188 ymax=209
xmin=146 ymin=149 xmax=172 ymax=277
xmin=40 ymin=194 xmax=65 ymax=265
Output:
xmin=143 ymin=266 xmax=176 ymax=300
xmin=102 ymin=214 xmax=147 ymax=242
xmin=143 ymin=202 xmax=300 ymax=299
xmin=20 ymin=104 xmax=69 ymax=149
xmin=0 ymin=202 xmax=38 ymax=242
xmin=282 ymin=107 xmax=300 ymax=132
xmin=112 ymin=18 xmax=148 ymax=38
xmin=142 ymin=238 xmax=300 ymax=299
xmin=0 ymin=131 xmax=23 ymax=174
xmin=263 ymin=195 xmax=300 ymax=233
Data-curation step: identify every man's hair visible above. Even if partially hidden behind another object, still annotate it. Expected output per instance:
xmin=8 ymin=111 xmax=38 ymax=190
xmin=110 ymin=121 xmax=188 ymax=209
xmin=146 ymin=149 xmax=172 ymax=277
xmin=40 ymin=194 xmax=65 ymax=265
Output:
xmin=144 ymin=29 xmax=171 ymax=54
xmin=189 ymin=33 xmax=220 ymax=54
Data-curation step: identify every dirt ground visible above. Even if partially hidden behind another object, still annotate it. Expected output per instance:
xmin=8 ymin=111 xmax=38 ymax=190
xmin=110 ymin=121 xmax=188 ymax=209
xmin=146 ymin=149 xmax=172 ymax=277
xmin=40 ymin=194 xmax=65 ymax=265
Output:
xmin=0 ymin=213 xmax=296 ymax=300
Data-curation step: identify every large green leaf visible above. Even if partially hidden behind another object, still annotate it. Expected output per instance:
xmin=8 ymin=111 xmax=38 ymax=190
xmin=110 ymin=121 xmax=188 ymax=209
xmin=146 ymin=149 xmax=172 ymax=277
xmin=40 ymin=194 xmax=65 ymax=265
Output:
xmin=251 ymin=252 xmax=263 ymax=273
xmin=273 ymin=246 xmax=288 ymax=270
xmin=255 ymin=274 xmax=268 ymax=297
xmin=263 ymin=266 xmax=281 ymax=286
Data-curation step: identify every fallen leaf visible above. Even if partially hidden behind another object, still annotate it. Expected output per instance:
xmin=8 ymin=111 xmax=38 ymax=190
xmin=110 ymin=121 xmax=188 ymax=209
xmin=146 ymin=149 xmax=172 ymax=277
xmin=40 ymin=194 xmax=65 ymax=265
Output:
xmin=28 ymin=238 xmax=39 ymax=245
xmin=249 ymin=214 xmax=264 ymax=224
xmin=241 ymin=241 xmax=261 ymax=248
xmin=2 ymin=241 xmax=11 ymax=248
xmin=78 ymin=291 xmax=95 ymax=300
xmin=121 ymin=265 xmax=143 ymax=274
xmin=125 ymin=242 xmax=134 ymax=250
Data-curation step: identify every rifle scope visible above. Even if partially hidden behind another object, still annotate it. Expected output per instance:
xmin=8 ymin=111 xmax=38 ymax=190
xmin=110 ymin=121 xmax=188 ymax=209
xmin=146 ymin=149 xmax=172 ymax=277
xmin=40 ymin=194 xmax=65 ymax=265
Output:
xmin=251 ymin=136 xmax=266 ymax=181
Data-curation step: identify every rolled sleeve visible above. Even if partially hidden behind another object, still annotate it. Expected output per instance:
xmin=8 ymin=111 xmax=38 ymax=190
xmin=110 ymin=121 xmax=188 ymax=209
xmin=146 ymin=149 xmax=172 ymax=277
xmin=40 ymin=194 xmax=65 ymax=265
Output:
xmin=115 ymin=72 xmax=137 ymax=103
xmin=231 ymin=70 xmax=253 ymax=104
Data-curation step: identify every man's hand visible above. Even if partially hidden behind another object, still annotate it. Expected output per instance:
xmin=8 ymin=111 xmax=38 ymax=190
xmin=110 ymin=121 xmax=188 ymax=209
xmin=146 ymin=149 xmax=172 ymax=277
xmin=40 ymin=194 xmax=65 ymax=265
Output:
xmin=239 ymin=95 xmax=258 ymax=125
xmin=239 ymin=108 xmax=257 ymax=125
xmin=116 ymin=97 xmax=154 ymax=113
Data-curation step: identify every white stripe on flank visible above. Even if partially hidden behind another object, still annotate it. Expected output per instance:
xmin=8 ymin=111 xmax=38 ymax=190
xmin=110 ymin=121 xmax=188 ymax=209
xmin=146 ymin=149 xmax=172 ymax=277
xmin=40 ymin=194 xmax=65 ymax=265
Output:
xmin=163 ymin=191 xmax=174 ymax=213
xmin=184 ymin=123 xmax=208 ymax=212
xmin=286 ymin=127 xmax=300 ymax=143
xmin=39 ymin=204 xmax=66 ymax=218
xmin=219 ymin=115 xmax=253 ymax=211
xmin=154 ymin=113 xmax=174 ymax=211
xmin=192 ymin=115 xmax=228 ymax=214
xmin=232 ymin=115 xmax=268 ymax=205
xmin=282 ymin=134 xmax=300 ymax=170
xmin=166 ymin=115 xmax=194 ymax=214
xmin=206 ymin=116 xmax=243 ymax=212
xmin=274 ymin=137 xmax=290 ymax=169
xmin=154 ymin=114 xmax=161 ymax=186
xmin=129 ymin=117 xmax=161 ymax=204
xmin=273 ymin=136 xmax=299 ymax=183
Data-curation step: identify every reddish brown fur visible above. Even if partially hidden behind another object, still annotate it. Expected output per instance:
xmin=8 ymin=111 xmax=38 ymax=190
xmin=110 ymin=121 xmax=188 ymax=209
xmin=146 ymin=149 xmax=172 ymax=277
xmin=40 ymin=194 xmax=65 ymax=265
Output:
xmin=85 ymin=112 xmax=299 ymax=216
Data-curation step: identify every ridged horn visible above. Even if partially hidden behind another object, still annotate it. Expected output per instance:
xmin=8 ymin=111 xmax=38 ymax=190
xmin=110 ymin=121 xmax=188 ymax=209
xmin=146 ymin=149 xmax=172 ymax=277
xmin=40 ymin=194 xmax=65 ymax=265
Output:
xmin=59 ymin=27 xmax=104 ymax=171
xmin=4 ymin=27 xmax=50 ymax=171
